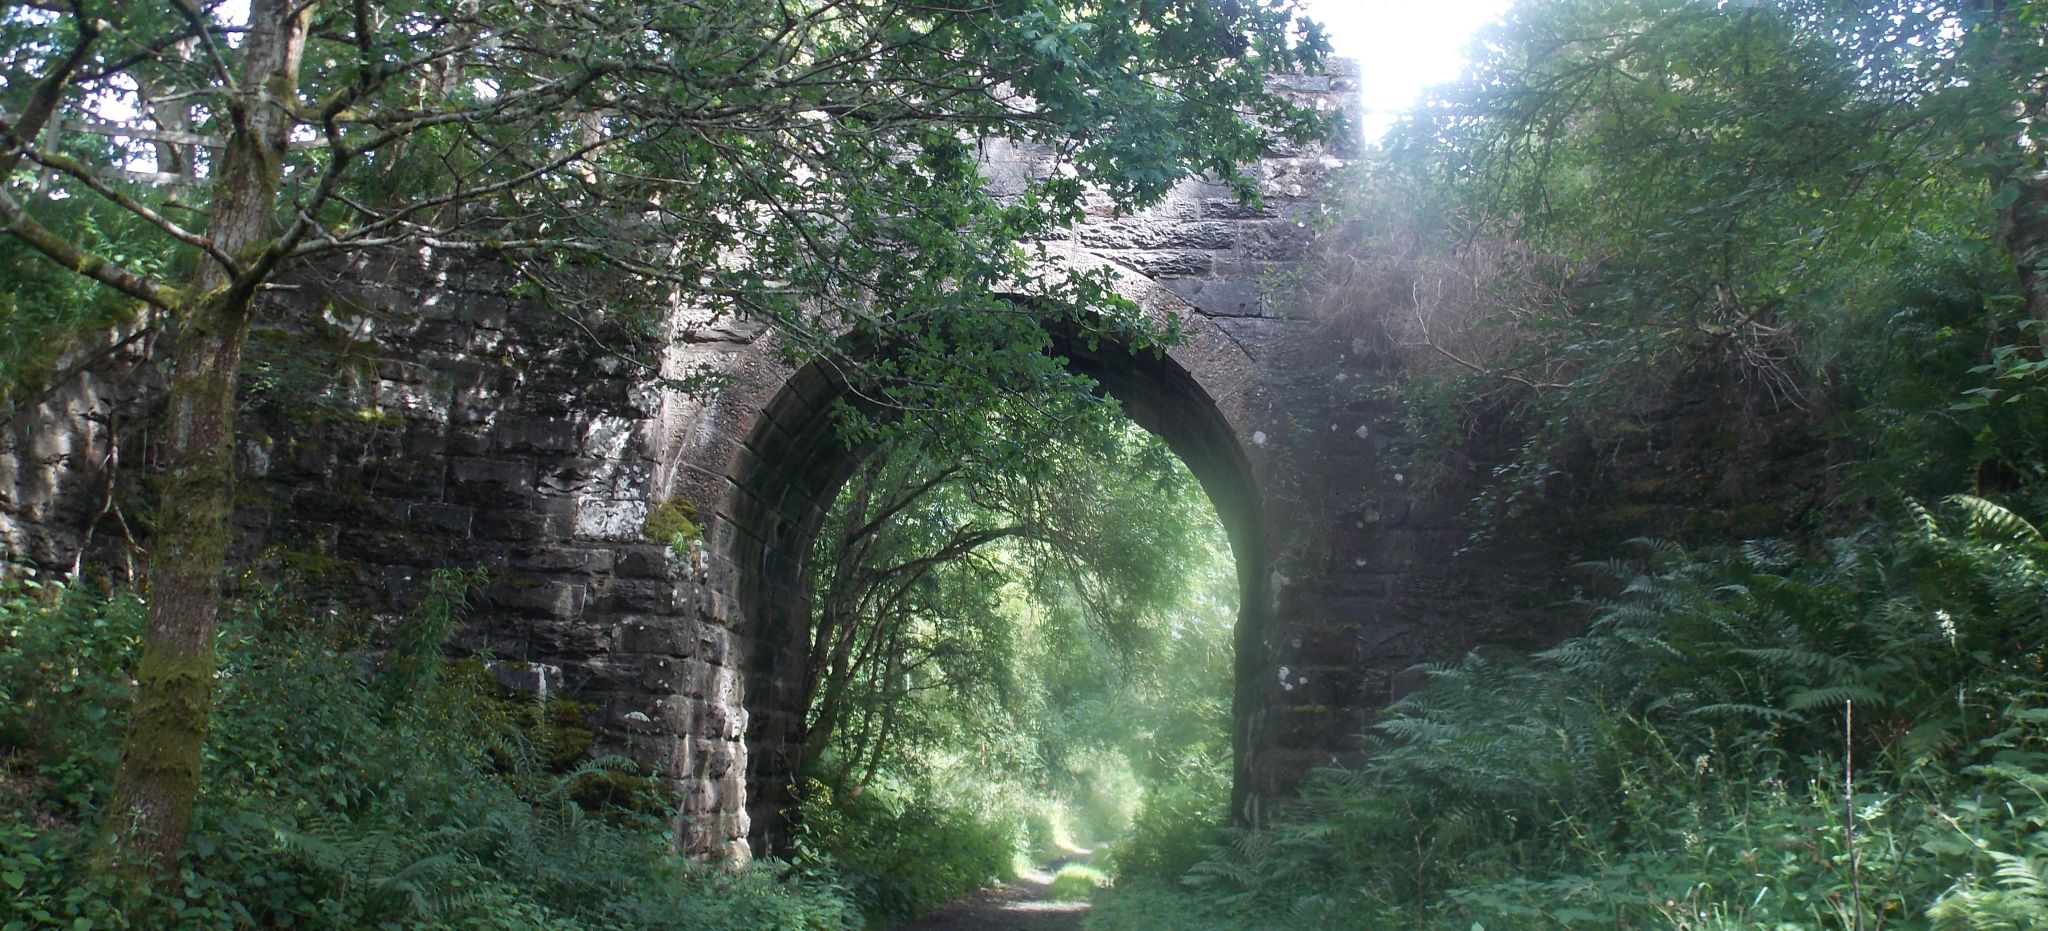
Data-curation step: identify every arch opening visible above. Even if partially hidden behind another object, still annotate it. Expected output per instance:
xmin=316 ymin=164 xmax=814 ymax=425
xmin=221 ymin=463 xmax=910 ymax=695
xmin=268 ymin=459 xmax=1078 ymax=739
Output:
xmin=721 ymin=327 xmax=1268 ymax=855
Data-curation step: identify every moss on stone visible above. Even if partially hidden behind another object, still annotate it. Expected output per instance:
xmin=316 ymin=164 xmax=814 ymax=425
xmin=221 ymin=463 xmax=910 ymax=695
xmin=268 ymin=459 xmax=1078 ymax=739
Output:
xmin=643 ymin=498 xmax=702 ymax=556
xmin=565 ymin=766 xmax=672 ymax=819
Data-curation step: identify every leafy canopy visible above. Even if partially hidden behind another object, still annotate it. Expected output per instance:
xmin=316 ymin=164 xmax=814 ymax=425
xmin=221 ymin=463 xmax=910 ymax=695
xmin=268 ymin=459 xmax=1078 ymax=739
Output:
xmin=2 ymin=0 xmax=1332 ymax=400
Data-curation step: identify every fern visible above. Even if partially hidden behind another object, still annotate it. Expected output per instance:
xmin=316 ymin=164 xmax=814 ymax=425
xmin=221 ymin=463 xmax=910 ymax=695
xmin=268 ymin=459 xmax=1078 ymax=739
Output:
xmin=1112 ymin=495 xmax=2048 ymax=929
xmin=1947 ymin=494 xmax=2044 ymax=546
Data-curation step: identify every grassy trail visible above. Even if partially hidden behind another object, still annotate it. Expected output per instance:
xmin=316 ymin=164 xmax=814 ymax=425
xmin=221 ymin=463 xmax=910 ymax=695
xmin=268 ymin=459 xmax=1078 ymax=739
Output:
xmin=891 ymin=860 xmax=1093 ymax=931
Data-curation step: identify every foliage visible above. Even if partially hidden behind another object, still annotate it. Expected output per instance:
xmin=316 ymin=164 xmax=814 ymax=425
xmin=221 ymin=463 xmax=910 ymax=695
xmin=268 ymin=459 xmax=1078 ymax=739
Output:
xmin=791 ymin=777 xmax=1019 ymax=923
xmin=1316 ymin=0 xmax=2048 ymax=525
xmin=2 ymin=0 xmax=1332 ymax=878
xmin=642 ymin=499 xmax=703 ymax=559
xmin=1046 ymin=862 xmax=1108 ymax=901
xmin=0 ymin=201 xmax=158 ymax=409
xmin=1091 ymin=495 xmax=2048 ymax=929
xmin=0 ymin=573 xmax=857 ymax=929
xmin=2 ymin=0 xmax=1332 ymax=372
xmin=801 ymin=391 xmax=1228 ymax=785
xmin=1081 ymin=3 xmax=2048 ymax=928
xmin=793 ymin=398 xmax=1242 ymax=921
xmin=1101 ymin=749 xmax=1230 ymax=887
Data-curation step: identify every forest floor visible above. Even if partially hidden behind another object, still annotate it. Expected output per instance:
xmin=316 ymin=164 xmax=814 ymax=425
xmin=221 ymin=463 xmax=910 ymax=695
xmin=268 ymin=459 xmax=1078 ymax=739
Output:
xmin=891 ymin=863 xmax=1090 ymax=931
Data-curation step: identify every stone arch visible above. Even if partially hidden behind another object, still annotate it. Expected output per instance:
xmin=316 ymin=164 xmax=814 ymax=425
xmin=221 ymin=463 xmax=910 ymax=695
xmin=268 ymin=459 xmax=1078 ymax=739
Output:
xmin=655 ymin=251 xmax=1276 ymax=855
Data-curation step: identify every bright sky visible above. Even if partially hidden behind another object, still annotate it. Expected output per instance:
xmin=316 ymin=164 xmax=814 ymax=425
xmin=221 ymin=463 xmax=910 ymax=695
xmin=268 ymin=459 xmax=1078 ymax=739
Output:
xmin=109 ymin=1 xmax=1510 ymax=152
xmin=1303 ymin=0 xmax=1519 ymax=137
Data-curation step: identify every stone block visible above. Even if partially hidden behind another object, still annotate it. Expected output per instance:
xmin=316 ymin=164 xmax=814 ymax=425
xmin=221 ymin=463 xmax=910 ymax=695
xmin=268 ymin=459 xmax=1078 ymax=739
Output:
xmin=1240 ymin=219 xmax=1316 ymax=260
xmin=693 ymin=738 xmax=740 ymax=779
xmin=536 ymin=619 xmax=612 ymax=660
xmin=1199 ymin=198 xmax=1279 ymax=219
xmin=575 ymin=498 xmax=649 ymax=542
xmin=473 ymin=508 xmax=550 ymax=543
xmin=494 ymin=417 xmax=582 ymax=454
xmin=1079 ymin=219 xmax=1236 ymax=250
xmin=582 ymin=416 xmax=640 ymax=459
xmin=474 ymin=496 xmax=576 ymax=542
xmin=675 ymin=658 xmax=716 ymax=699
xmin=1161 ymin=276 xmax=1266 ymax=317
xmin=694 ymin=625 xmax=731 ymax=665
xmin=336 ymin=527 xmax=444 ymax=567
xmin=641 ymin=656 xmax=684 ymax=693
xmin=359 ymin=458 xmax=447 ymax=499
xmin=678 ymin=814 xmax=722 ymax=852
xmin=598 ymin=578 xmax=679 ymax=614
xmin=704 ymin=701 xmax=745 ymax=740
xmin=1120 ymin=251 xmax=1213 ymax=277
xmin=411 ymin=319 xmax=472 ymax=347
xmin=680 ymin=317 xmax=768 ymax=344
xmin=490 ymin=579 xmax=587 ymax=619
xmin=489 ymin=660 xmax=565 ymax=696
xmin=616 ymin=616 xmax=693 ymax=655
xmin=448 ymin=456 xmax=535 ymax=492
xmin=615 ymin=703 xmax=663 ymax=733
xmin=407 ymin=502 xmax=474 ymax=536
xmin=692 ymin=588 xmax=740 ymax=627
xmin=537 ymin=457 xmax=603 ymax=494
xmin=507 ymin=544 xmax=615 ymax=574
xmin=615 ymin=543 xmax=678 ymax=579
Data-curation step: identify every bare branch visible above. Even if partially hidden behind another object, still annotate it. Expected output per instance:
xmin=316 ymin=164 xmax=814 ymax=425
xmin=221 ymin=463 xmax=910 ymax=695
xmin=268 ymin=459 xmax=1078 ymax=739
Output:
xmin=15 ymin=144 xmax=237 ymax=270
xmin=168 ymin=0 xmax=240 ymax=92
xmin=58 ymin=118 xmax=329 ymax=149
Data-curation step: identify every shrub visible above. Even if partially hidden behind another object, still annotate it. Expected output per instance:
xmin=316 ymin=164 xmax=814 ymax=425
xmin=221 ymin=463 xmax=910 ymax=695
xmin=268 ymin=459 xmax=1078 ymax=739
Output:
xmin=1105 ymin=754 xmax=1228 ymax=887
xmin=793 ymin=777 xmax=1018 ymax=922
xmin=1095 ymin=496 xmax=2048 ymax=929
xmin=0 ymin=573 xmax=858 ymax=930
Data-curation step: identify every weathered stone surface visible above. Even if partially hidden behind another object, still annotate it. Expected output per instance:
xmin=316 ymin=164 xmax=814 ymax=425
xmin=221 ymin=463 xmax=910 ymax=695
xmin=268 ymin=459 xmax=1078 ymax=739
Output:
xmin=1079 ymin=219 xmax=1238 ymax=250
xmin=490 ymin=661 xmax=566 ymax=696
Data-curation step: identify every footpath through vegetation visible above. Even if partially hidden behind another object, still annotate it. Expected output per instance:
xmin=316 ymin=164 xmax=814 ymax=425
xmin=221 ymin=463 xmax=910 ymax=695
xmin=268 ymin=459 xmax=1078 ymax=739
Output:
xmin=890 ymin=861 xmax=1093 ymax=931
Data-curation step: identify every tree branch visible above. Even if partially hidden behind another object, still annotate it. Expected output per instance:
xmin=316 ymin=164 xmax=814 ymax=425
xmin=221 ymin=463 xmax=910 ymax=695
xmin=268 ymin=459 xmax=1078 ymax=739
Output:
xmin=0 ymin=191 xmax=179 ymax=309
xmin=14 ymin=145 xmax=237 ymax=271
xmin=0 ymin=4 xmax=100 ymax=178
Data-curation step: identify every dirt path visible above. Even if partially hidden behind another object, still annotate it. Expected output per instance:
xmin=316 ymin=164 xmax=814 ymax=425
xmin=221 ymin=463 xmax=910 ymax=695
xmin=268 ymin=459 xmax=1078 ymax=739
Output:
xmin=890 ymin=866 xmax=1089 ymax=931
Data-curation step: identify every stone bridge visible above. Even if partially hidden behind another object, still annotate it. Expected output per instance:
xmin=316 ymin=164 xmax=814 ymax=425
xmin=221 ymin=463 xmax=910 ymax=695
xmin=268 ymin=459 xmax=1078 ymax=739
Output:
xmin=1 ymin=66 xmax=1553 ymax=861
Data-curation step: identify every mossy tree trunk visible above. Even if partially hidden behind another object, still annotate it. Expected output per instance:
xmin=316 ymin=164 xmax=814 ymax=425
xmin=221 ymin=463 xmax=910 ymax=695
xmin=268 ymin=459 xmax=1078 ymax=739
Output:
xmin=2005 ymin=167 xmax=2048 ymax=334
xmin=2001 ymin=82 xmax=2048 ymax=335
xmin=100 ymin=0 xmax=313 ymax=882
xmin=1975 ymin=1 xmax=2048 ymax=336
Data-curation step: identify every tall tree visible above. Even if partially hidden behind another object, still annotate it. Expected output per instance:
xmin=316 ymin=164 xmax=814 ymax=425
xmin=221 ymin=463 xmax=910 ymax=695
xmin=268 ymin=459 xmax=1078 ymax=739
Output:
xmin=1359 ymin=0 xmax=2048 ymax=478
xmin=0 ymin=0 xmax=1329 ymax=882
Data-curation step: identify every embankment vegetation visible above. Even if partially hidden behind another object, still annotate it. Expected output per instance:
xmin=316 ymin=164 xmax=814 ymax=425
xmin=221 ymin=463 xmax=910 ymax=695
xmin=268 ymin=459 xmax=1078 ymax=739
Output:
xmin=1091 ymin=0 xmax=2048 ymax=928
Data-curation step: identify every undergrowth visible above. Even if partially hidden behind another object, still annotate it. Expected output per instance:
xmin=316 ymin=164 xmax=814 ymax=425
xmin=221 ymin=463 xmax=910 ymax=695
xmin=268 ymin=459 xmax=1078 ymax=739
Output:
xmin=1090 ymin=496 xmax=2048 ymax=929
xmin=792 ymin=774 xmax=1020 ymax=923
xmin=0 ymin=570 xmax=857 ymax=930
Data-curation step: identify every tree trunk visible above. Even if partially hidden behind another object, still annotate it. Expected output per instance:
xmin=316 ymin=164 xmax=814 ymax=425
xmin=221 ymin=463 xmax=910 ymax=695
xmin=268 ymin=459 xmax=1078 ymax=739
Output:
xmin=2001 ymin=71 xmax=2048 ymax=336
xmin=100 ymin=0 xmax=311 ymax=882
xmin=2004 ymin=166 xmax=2048 ymax=333
xmin=1980 ymin=0 xmax=2048 ymax=337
